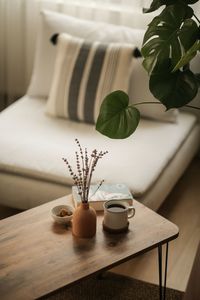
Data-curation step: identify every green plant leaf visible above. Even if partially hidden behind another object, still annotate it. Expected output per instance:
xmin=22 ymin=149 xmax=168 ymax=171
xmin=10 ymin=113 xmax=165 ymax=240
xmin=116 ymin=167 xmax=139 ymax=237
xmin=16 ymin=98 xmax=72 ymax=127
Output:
xmin=142 ymin=4 xmax=198 ymax=74
xmin=143 ymin=0 xmax=199 ymax=13
xmin=150 ymin=69 xmax=198 ymax=109
xmin=173 ymin=40 xmax=200 ymax=71
xmin=96 ymin=91 xmax=140 ymax=139
xmin=179 ymin=19 xmax=199 ymax=50
xmin=195 ymin=73 xmax=200 ymax=87
xmin=143 ymin=0 xmax=174 ymax=13
xmin=186 ymin=0 xmax=200 ymax=3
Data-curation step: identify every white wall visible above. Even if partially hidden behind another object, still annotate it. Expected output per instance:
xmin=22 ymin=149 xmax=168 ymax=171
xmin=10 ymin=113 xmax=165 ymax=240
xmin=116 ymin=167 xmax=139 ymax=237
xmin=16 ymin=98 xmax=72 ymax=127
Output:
xmin=0 ymin=0 xmax=199 ymax=117
xmin=0 ymin=0 xmax=148 ymax=104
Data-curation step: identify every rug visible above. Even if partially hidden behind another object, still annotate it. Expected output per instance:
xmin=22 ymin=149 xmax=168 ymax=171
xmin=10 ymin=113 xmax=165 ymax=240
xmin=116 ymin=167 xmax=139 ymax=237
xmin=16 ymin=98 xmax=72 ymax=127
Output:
xmin=41 ymin=272 xmax=184 ymax=300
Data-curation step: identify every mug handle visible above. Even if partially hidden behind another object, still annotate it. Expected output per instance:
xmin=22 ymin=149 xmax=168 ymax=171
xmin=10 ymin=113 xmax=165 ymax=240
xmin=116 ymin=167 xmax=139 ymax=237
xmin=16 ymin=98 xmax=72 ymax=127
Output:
xmin=128 ymin=206 xmax=135 ymax=218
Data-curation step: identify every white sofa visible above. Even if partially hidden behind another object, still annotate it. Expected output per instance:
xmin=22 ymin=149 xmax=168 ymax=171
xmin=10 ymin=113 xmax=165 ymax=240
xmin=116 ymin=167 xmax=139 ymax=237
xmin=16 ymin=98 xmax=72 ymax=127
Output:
xmin=0 ymin=8 xmax=199 ymax=211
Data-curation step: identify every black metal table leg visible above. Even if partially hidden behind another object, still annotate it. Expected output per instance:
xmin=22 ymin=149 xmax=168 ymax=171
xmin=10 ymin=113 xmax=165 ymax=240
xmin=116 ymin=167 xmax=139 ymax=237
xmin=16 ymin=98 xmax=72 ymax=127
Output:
xmin=158 ymin=243 xmax=169 ymax=300
xmin=158 ymin=244 xmax=163 ymax=300
xmin=163 ymin=243 xmax=169 ymax=300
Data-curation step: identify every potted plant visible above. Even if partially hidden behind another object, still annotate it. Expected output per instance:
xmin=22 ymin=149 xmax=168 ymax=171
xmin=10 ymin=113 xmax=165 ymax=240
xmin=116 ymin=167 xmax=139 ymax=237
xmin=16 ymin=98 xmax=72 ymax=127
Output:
xmin=63 ymin=139 xmax=108 ymax=238
xmin=96 ymin=0 xmax=200 ymax=139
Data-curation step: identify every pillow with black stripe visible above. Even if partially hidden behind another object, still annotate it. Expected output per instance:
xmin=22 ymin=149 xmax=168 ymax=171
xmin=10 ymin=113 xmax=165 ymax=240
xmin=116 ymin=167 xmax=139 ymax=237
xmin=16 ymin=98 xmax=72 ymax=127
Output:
xmin=46 ymin=33 xmax=136 ymax=124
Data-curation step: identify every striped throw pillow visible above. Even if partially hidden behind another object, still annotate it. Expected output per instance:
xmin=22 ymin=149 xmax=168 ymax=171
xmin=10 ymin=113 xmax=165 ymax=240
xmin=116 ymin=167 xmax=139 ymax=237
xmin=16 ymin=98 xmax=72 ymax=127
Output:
xmin=46 ymin=33 xmax=136 ymax=123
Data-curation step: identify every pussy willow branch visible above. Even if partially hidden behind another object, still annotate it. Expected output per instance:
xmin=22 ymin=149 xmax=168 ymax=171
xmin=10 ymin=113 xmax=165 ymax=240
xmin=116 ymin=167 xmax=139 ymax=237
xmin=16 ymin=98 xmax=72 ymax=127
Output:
xmin=75 ymin=139 xmax=86 ymax=201
xmin=89 ymin=180 xmax=104 ymax=199
xmin=63 ymin=140 xmax=108 ymax=203
xmin=86 ymin=152 xmax=97 ymax=200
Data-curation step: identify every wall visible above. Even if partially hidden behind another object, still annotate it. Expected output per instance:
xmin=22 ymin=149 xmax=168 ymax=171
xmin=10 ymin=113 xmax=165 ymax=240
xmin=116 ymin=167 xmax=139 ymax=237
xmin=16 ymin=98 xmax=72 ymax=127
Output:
xmin=0 ymin=0 xmax=199 ymax=121
xmin=0 ymin=0 xmax=149 ymax=108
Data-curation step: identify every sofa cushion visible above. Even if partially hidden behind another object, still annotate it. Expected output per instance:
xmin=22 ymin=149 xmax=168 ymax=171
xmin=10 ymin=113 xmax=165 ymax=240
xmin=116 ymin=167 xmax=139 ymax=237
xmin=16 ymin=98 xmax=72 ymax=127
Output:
xmin=27 ymin=10 xmax=144 ymax=99
xmin=27 ymin=10 xmax=178 ymax=123
xmin=0 ymin=95 xmax=197 ymax=198
xmin=46 ymin=33 xmax=135 ymax=123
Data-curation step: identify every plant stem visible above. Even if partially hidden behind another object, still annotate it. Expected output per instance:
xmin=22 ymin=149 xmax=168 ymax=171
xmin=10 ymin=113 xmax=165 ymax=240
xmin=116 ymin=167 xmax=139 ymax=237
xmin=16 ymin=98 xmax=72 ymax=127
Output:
xmin=89 ymin=180 xmax=104 ymax=200
xmin=193 ymin=13 xmax=200 ymax=24
xmin=185 ymin=105 xmax=200 ymax=110
xmin=133 ymin=101 xmax=162 ymax=107
xmin=86 ymin=155 xmax=93 ymax=199
xmin=132 ymin=102 xmax=200 ymax=110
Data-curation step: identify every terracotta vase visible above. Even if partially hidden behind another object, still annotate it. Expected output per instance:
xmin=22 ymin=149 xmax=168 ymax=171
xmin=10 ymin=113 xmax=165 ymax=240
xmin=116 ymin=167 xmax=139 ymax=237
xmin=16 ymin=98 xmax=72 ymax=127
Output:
xmin=72 ymin=202 xmax=97 ymax=238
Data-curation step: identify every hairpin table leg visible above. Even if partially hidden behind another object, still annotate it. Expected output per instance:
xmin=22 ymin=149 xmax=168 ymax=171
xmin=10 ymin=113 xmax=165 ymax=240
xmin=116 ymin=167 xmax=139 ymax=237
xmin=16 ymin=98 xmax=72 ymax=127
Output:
xmin=158 ymin=243 xmax=169 ymax=300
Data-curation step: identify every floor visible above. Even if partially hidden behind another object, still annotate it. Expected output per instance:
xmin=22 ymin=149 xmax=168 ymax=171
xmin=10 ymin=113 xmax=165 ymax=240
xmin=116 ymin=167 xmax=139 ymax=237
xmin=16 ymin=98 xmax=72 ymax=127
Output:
xmin=112 ymin=157 xmax=200 ymax=292
xmin=0 ymin=205 xmax=21 ymax=219
xmin=0 ymin=157 xmax=200 ymax=292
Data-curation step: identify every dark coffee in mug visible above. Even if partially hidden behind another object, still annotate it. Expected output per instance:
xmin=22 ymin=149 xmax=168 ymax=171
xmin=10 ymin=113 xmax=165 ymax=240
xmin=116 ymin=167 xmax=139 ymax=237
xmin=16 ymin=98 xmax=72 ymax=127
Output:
xmin=107 ymin=203 xmax=126 ymax=213
xmin=103 ymin=200 xmax=135 ymax=230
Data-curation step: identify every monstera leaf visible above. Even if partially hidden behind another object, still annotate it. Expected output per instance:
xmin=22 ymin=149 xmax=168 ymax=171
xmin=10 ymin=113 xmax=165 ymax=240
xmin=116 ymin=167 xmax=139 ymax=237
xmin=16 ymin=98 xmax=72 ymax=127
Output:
xmin=96 ymin=91 xmax=140 ymax=139
xmin=143 ymin=0 xmax=174 ymax=13
xmin=142 ymin=4 xmax=198 ymax=74
xmin=142 ymin=3 xmax=199 ymax=110
xmin=95 ymin=0 xmax=200 ymax=140
xmin=195 ymin=73 xmax=200 ymax=87
xmin=143 ymin=0 xmax=199 ymax=13
xmin=150 ymin=69 xmax=198 ymax=109
xmin=173 ymin=40 xmax=200 ymax=71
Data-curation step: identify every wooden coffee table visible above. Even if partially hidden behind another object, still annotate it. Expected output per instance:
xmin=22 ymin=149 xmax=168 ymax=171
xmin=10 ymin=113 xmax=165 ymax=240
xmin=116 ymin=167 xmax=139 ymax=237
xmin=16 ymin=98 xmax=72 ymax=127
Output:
xmin=0 ymin=195 xmax=179 ymax=300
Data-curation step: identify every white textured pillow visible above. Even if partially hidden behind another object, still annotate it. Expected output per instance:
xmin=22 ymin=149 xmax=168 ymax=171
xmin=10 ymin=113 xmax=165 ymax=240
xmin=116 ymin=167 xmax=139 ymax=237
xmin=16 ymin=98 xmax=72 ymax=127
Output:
xmin=128 ymin=59 xmax=179 ymax=122
xmin=27 ymin=10 xmax=144 ymax=98
xmin=46 ymin=33 xmax=135 ymax=123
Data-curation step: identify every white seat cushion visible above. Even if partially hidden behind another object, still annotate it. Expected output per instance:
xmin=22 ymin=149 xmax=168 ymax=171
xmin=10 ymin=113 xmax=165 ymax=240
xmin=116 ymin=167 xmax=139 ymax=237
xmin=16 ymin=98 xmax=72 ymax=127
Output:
xmin=0 ymin=95 xmax=197 ymax=199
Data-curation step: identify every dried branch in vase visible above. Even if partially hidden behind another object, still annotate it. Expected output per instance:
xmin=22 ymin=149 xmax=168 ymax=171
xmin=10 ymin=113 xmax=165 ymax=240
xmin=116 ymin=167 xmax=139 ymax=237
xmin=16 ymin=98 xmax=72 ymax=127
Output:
xmin=62 ymin=139 xmax=108 ymax=203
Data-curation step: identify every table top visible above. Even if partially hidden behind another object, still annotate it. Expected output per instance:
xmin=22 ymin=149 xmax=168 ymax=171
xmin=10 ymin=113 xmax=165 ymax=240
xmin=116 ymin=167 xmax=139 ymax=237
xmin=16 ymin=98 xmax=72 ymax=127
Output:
xmin=0 ymin=195 xmax=179 ymax=300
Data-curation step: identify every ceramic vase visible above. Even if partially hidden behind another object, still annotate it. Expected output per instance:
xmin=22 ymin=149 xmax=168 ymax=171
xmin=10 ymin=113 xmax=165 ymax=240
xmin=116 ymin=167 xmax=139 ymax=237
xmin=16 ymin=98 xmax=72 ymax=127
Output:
xmin=72 ymin=202 xmax=97 ymax=238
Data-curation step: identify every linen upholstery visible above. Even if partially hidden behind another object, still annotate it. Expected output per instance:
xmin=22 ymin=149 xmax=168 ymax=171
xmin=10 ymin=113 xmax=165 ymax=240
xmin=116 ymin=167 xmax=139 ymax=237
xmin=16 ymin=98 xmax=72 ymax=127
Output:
xmin=27 ymin=10 xmax=178 ymax=123
xmin=27 ymin=10 xmax=144 ymax=99
xmin=46 ymin=33 xmax=135 ymax=123
xmin=0 ymin=122 xmax=199 ymax=211
xmin=0 ymin=96 xmax=198 ymax=202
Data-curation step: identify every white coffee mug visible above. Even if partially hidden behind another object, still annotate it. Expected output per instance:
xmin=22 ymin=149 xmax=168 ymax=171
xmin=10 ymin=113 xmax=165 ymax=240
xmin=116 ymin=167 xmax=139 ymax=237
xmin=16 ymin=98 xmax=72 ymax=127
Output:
xmin=103 ymin=200 xmax=135 ymax=230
